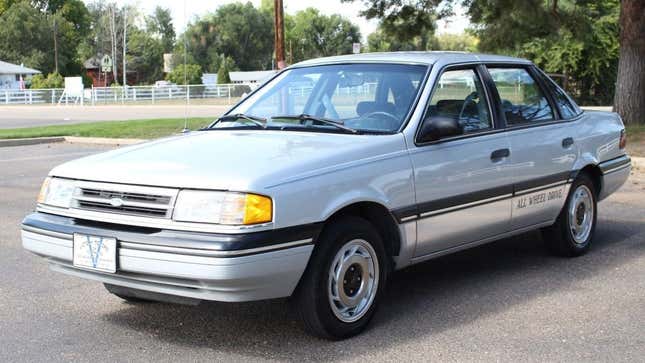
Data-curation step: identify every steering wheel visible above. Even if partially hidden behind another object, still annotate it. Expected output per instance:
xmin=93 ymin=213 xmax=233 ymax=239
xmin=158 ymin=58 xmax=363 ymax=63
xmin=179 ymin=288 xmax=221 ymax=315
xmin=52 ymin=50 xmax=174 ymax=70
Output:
xmin=458 ymin=91 xmax=479 ymax=122
xmin=362 ymin=111 xmax=400 ymax=130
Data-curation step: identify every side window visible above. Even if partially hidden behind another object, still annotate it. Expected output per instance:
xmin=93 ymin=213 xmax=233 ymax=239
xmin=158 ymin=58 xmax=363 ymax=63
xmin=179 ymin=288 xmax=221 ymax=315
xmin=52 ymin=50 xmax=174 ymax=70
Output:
xmin=538 ymin=73 xmax=581 ymax=119
xmin=427 ymin=68 xmax=491 ymax=133
xmin=488 ymin=67 xmax=554 ymax=125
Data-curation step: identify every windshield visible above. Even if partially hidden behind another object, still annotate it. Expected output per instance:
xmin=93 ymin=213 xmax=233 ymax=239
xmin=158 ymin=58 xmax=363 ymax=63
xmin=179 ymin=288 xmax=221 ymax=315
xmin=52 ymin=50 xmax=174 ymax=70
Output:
xmin=216 ymin=63 xmax=428 ymax=133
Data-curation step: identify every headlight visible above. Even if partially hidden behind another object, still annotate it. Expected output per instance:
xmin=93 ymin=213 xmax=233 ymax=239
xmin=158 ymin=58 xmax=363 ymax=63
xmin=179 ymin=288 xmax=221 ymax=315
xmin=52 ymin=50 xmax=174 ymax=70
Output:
xmin=173 ymin=190 xmax=272 ymax=225
xmin=37 ymin=177 xmax=75 ymax=208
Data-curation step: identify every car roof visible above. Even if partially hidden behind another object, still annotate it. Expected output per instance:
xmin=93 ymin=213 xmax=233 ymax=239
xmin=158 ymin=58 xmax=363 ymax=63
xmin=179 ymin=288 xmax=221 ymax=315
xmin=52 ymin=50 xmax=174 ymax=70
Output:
xmin=291 ymin=51 xmax=532 ymax=68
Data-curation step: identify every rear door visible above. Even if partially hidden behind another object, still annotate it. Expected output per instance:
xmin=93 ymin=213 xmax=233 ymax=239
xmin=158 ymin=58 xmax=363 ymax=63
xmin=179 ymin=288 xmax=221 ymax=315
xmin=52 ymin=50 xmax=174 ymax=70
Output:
xmin=408 ymin=65 xmax=514 ymax=258
xmin=486 ymin=65 xmax=578 ymax=229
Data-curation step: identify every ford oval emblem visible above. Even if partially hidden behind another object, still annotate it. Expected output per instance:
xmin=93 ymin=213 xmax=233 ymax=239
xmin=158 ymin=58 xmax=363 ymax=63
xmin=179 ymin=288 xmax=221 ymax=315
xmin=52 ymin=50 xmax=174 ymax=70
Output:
xmin=109 ymin=198 xmax=124 ymax=207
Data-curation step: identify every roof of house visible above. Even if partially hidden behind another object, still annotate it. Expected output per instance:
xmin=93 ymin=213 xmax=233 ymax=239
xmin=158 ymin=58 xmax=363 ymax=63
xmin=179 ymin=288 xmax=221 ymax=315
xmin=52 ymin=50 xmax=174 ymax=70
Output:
xmin=0 ymin=60 xmax=41 ymax=75
xmin=229 ymin=70 xmax=277 ymax=82
xmin=83 ymin=57 xmax=101 ymax=69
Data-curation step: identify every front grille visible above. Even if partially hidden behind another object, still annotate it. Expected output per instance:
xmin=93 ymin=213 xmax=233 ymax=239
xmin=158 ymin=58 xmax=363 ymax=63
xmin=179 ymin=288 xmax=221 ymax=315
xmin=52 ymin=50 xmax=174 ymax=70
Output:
xmin=71 ymin=183 xmax=177 ymax=219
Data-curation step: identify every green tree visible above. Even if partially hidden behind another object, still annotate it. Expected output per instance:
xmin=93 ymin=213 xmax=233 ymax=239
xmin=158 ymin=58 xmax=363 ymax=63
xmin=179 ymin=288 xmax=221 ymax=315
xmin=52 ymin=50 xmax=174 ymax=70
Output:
xmin=433 ymin=33 xmax=478 ymax=52
xmin=146 ymin=6 xmax=175 ymax=53
xmin=286 ymin=8 xmax=362 ymax=62
xmin=166 ymin=63 xmax=202 ymax=85
xmin=367 ymin=23 xmax=428 ymax=52
xmin=342 ymin=0 xmax=450 ymax=50
xmin=614 ymin=0 xmax=645 ymax=125
xmin=177 ymin=2 xmax=273 ymax=71
xmin=467 ymin=0 xmax=619 ymax=105
xmin=217 ymin=64 xmax=231 ymax=84
xmin=0 ymin=2 xmax=52 ymax=73
xmin=127 ymin=27 xmax=164 ymax=84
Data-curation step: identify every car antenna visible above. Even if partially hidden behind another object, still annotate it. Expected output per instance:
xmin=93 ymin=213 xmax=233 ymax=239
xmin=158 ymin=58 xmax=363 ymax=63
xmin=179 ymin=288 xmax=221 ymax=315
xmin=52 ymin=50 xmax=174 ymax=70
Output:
xmin=181 ymin=0 xmax=190 ymax=134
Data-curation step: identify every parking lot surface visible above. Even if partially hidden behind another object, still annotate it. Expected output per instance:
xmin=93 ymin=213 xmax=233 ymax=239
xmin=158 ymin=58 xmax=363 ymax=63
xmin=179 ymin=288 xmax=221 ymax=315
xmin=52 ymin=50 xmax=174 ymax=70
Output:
xmin=1 ymin=143 xmax=644 ymax=362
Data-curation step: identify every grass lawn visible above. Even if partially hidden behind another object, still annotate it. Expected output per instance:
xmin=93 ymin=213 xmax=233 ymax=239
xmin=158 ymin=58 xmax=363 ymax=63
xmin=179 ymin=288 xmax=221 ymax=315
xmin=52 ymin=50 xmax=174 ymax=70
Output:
xmin=0 ymin=117 xmax=215 ymax=140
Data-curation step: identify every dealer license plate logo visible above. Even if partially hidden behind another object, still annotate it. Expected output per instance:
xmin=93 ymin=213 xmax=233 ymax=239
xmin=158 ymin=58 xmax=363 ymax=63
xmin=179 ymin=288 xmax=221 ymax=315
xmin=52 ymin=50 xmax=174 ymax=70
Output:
xmin=73 ymin=234 xmax=117 ymax=273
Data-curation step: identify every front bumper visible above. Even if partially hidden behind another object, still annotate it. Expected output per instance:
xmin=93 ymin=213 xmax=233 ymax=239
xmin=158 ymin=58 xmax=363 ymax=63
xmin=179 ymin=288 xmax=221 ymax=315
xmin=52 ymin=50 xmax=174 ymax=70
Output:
xmin=22 ymin=212 xmax=319 ymax=302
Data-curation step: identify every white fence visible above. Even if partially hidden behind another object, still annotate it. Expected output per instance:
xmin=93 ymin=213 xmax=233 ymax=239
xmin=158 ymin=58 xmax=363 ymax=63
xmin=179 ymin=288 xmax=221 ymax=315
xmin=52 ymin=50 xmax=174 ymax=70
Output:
xmin=0 ymin=84 xmax=253 ymax=106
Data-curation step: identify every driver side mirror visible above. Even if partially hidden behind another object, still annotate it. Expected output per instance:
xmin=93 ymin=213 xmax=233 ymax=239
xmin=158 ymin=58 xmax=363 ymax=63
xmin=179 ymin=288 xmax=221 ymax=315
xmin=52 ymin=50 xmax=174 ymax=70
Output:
xmin=417 ymin=115 xmax=463 ymax=143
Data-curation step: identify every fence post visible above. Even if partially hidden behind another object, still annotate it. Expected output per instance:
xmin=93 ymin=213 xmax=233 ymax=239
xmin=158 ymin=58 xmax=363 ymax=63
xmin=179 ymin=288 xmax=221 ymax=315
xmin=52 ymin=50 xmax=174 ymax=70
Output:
xmin=152 ymin=87 xmax=155 ymax=104
xmin=187 ymin=85 xmax=190 ymax=105
xmin=91 ymin=85 xmax=95 ymax=106
xmin=168 ymin=87 xmax=171 ymax=100
xmin=51 ymin=90 xmax=55 ymax=105
xmin=5 ymin=90 xmax=8 ymax=104
xmin=133 ymin=88 xmax=137 ymax=102
xmin=228 ymin=85 xmax=231 ymax=104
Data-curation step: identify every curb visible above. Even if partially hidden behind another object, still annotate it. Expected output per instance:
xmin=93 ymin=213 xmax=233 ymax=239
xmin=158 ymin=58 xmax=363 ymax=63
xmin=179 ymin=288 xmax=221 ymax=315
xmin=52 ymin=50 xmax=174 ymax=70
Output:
xmin=63 ymin=136 xmax=147 ymax=146
xmin=0 ymin=136 xmax=147 ymax=148
xmin=0 ymin=137 xmax=65 ymax=147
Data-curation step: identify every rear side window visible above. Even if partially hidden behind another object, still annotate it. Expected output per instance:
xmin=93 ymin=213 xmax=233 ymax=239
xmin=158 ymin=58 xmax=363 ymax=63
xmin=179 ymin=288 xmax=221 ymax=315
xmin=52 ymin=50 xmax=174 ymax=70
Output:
xmin=488 ymin=67 xmax=554 ymax=125
xmin=537 ymin=72 xmax=581 ymax=119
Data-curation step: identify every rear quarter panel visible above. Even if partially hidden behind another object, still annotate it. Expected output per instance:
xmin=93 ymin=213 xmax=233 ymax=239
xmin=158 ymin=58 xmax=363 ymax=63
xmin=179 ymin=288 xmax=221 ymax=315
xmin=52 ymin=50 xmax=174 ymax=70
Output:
xmin=572 ymin=111 xmax=625 ymax=170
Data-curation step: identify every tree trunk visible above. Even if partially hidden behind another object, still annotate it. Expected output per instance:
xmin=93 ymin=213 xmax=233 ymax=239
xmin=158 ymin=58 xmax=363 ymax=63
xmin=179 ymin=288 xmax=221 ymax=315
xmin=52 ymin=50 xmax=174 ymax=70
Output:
xmin=614 ymin=0 xmax=645 ymax=125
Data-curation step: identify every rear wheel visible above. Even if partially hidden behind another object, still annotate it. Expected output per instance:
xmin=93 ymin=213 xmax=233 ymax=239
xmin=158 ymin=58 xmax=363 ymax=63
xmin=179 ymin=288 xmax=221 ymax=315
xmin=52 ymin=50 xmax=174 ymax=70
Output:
xmin=293 ymin=216 xmax=388 ymax=340
xmin=542 ymin=174 xmax=597 ymax=257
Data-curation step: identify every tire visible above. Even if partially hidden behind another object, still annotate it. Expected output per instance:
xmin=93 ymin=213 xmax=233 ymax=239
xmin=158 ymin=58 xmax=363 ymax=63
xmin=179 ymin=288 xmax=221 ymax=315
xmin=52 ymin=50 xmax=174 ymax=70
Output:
xmin=542 ymin=173 xmax=598 ymax=257
xmin=293 ymin=216 xmax=389 ymax=340
xmin=104 ymin=283 xmax=157 ymax=303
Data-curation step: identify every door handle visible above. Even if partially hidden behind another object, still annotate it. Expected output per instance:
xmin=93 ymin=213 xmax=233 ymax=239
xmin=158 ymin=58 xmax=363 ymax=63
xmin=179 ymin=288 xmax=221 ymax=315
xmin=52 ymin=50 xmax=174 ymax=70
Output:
xmin=562 ymin=137 xmax=574 ymax=148
xmin=491 ymin=148 xmax=510 ymax=161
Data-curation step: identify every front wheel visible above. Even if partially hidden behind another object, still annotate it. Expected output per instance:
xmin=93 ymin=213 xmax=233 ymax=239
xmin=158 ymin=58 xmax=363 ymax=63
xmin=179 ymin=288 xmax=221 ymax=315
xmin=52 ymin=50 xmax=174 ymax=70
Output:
xmin=542 ymin=174 xmax=598 ymax=257
xmin=293 ymin=216 xmax=388 ymax=340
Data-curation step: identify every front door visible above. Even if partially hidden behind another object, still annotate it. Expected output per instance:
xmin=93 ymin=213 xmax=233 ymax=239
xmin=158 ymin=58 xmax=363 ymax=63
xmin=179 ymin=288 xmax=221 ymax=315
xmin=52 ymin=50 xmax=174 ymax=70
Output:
xmin=410 ymin=66 xmax=514 ymax=258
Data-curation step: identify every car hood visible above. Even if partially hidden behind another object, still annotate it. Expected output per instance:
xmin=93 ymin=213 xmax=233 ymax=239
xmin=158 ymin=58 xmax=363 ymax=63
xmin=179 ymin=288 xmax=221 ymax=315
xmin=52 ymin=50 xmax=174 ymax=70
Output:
xmin=50 ymin=130 xmax=407 ymax=191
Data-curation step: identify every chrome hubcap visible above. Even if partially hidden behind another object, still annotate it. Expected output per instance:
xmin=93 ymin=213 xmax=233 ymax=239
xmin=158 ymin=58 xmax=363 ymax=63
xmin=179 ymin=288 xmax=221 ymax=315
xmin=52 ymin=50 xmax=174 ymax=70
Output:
xmin=328 ymin=239 xmax=379 ymax=323
xmin=568 ymin=185 xmax=594 ymax=244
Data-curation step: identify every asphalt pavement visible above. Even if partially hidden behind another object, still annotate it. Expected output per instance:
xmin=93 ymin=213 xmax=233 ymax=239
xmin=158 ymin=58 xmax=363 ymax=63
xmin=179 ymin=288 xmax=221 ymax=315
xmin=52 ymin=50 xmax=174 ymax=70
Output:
xmin=0 ymin=105 xmax=229 ymax=129
xmin=1 ymin=143 xmax=644 ymax=362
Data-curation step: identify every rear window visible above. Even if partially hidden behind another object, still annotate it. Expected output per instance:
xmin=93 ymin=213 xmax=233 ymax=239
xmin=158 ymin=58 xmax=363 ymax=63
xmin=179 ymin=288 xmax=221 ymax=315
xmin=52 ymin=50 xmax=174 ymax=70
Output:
xmin=537 ymin=71 xmax=582 ymax=119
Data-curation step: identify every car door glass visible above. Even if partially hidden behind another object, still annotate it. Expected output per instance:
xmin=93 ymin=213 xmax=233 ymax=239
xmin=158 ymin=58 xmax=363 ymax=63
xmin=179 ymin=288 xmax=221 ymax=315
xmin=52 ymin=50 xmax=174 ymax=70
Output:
xmin=427 ymin=69 xmax=491 ymax=133
xmin=540 ymin=75 xmax=581 ymax=119
xmin=488 ymin=68 xmax=554 ymax=124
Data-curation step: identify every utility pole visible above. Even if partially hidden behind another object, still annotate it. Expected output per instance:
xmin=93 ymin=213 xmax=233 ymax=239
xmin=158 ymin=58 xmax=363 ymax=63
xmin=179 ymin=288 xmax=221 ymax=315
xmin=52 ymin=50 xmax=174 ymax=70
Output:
xmin=123 ymin=7 xmax=127 ymax=91
xmin=53 ymin=16 xmax=58 ymax=74
xmin=273 ymin=0 xmax=286 ymax=69
xmin=110 ymin=6 xmax=118 ymax=83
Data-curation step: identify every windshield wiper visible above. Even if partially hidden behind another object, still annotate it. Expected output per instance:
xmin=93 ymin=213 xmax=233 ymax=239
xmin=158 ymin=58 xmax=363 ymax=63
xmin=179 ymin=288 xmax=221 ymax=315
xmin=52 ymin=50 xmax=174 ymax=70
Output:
xmin=212 ymin=113 xmax=267 ymax=128
xmin=271 ymin=114 xmax=358 ymax=134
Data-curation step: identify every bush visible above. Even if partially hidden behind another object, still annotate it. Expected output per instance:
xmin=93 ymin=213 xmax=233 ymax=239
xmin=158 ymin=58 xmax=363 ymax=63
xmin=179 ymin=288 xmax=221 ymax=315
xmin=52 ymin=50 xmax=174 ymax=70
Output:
xmin=166 ymin=64 xmax=202 ymax=85
xmin=29 ymin=72 xmax=64 ymax=89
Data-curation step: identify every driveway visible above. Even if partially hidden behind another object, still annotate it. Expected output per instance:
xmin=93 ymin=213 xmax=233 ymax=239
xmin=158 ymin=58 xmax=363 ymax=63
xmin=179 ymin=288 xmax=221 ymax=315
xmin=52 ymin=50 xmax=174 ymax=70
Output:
xmin=1 ymin=143 xmax=644 ymax=362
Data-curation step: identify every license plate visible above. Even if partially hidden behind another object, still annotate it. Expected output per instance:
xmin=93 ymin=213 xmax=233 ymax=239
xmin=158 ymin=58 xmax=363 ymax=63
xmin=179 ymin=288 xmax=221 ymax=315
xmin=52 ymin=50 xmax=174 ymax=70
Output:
xmin=73 ymin=234 xmax=117 ymax=273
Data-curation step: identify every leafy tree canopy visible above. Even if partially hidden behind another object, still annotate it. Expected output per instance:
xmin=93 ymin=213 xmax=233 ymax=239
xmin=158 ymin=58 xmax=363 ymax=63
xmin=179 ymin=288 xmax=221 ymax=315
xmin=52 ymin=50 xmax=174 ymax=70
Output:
xmin=286 ymin=8 xmax=361 ymax=63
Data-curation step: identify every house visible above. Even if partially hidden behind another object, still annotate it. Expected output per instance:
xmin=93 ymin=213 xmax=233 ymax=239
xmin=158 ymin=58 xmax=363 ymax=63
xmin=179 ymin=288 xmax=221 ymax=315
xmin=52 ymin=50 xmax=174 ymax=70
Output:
xmin=83 ymin=56 xmax=138 ymax=87
xmin=0 ymin=60 xmax=40 ymax=89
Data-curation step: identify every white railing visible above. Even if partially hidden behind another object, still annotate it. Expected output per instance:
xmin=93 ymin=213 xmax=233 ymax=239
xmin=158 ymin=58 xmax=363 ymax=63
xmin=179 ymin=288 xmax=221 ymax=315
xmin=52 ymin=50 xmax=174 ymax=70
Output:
xmin=0 ymin=84 xmax=253 ymax=106
xmin=1 ymin=81 xmax=383 ymax=106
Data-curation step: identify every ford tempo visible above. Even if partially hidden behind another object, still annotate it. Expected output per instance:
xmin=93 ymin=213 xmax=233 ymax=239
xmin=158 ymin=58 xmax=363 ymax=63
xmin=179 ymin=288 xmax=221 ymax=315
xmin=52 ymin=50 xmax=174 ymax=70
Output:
xmin=22 ymin=52 xmax=631 ymax=339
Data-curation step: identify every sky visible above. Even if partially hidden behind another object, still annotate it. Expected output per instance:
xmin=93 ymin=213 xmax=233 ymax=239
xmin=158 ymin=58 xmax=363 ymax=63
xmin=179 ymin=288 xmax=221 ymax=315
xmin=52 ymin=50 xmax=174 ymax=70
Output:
xmin=83 ymin=0 xmax=470 ymax=41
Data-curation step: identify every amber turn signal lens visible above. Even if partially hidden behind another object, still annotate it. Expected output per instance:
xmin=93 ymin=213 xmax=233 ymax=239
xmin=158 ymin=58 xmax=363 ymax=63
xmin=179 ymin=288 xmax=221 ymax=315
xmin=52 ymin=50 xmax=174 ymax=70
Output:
xmin=243 ymin=194 xmax=273 ymax=225
xmin=37 ymin=177 xmax=51 ymax=204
